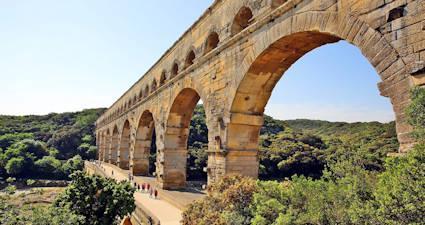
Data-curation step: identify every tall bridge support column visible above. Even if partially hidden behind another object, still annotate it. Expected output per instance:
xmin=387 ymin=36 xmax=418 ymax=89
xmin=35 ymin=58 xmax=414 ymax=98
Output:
xmin=157 ymin=148 xmax=187 ymax=190
xmin=206 ymin=113 xmax=262 ymax=184
xmin=118 ymin=136 xmax=130 ymax=170
xmin=157 ymin=126 xmax=190 ymax=190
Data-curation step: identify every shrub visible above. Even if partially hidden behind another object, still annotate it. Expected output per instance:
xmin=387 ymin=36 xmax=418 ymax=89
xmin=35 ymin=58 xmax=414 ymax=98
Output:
xmin=5 ymin=157 xmax=25 ymax=176
xmin=54 ymin=171 xmax=135 ymax=225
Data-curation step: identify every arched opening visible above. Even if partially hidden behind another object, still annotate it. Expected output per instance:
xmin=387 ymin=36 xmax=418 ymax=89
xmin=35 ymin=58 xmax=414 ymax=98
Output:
xmin=109 ymin=126 xmax=119 ymax=164
xmin=171 ymin=62 xmax=179 ymax=78
xmin=204 ymin=32 xmax=219 ymax=55
xmin=103 ymin=131 xmax=110 ymax=162
xmin=185 ymin=50 xmax=196 ymax=69
xmin=161 ymin=88 xmax=208 ymax=189
xmin=144 ymin=85 xmax=150 ymax=98
xmin=133 ymin=111 xmax=156 ymax=176
xmin=231 ymin=7 xmax=253 ymax=35
xmin=133 ymin=95 xmax=137 ymax=104
xmin=159 ymin=71 xmax=167 ymax=86
xmin=139 ymin=89 xmax=143 ymax=101
xmin=118 ymin=120 xmax=131 ymax=169
xmin=187 ymin=104 xmax=208 ymax=188
xmin=151 ymin=79 xmax=158 ymax=93
xmin=228 ymin=31 xmax=399 ymax=180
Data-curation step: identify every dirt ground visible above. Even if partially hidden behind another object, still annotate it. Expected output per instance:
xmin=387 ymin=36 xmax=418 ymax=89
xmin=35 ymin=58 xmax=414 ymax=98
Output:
xmin=1 ymin=187 xmax=65 ymax=217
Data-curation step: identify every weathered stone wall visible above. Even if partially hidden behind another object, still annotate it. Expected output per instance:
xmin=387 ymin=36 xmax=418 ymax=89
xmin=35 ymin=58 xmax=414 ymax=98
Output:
xmin=96 ymin=0 xmax=425 ymax=189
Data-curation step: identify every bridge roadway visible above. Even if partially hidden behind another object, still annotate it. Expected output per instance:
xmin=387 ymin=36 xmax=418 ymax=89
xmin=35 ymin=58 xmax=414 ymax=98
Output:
xmin=87 ymin=161 xmax=206 ymax=225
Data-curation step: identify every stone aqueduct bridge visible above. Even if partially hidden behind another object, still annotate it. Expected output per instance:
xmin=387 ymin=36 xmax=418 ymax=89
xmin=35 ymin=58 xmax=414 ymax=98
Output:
xmin=96 ymin=0 xmax=425 ymax=189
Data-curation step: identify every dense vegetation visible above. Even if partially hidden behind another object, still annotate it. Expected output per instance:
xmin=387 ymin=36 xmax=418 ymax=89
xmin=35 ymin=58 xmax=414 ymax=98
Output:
xmin=0 ymin=104 xmax=398 ymax=182
xmin=182 ymin=87 xmax=425 ymax=225
xmin=185 ymin=106 xmax=398 ymax=181
xmin=1 ymin=172 xmax=135 ymax=225
xmin=1 ymin=88 xmax=422 ymax=224
xmin=0 ymin=108 xmax=104 ymax=180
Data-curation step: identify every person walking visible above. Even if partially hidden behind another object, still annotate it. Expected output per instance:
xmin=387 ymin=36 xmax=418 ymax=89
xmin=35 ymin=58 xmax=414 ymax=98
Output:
xmin=154 ymin=189 xmax=158 ymax=199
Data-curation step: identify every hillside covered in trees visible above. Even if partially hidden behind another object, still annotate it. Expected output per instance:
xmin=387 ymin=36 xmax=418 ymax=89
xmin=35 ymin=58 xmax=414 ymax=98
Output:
xmin=187 ymin=106 xmax=398 ymax=180
xmin=0 ymin=105 xmax=399 ymax=182
xmin=0 ymin=108 xmax=105 ymax=179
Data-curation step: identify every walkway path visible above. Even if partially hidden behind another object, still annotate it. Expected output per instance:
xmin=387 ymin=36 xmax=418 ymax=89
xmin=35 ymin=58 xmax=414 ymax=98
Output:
xmin=90 ymin=162 xmax=183 ymax=225
xmin=89 ymin=161 xmax=206 ymax=225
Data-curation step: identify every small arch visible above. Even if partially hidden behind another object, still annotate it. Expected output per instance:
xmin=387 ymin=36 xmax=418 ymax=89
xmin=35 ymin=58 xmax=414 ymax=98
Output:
xmin=159 ymin=71 xmax=167 ymax=86
xmin=133 ymin=95 xmax=137 ymax=104
xmin=231 ymin=7 xmax=253 ymax=35
xmin=171 ymin=62 xmax=179 ymax=78
xmin=144 ymin=85 xmax=150 ymax=98
xmin=387 ymin=5 xmax=407 ymax=22
xmin=151 ymin=79 xmax=158 ymax=93
xmin=204 ymin=32 xmax=219 ymax=55
xmin=185 ymin=50 xmax=196 ymax=69
xmin=139 ymin=89 xmax=144 ymax=101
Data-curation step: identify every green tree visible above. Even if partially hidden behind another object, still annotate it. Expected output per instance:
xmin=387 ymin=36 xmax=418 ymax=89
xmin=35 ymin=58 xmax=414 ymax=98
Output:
xmin=35 ymin=156 xmax=63 ymax=178
xmin=371 ymin=145 xmax=425 ymax=224
xmin=406 ymin=87 xmax=425 ymax=138
xmin=62 ymin=155 xmax=84 ymax=176
xmin=183 ymin=175 xmax=257 ymax=225
xmin=0 ymin=133 xmax=34 ymax=149
xmin=47 ymin=126 xmax=82 ymax=159
xmin=5 ymin=157 xmax=25 ymax=176
xmin=54 ymin=171 xmax=135 ymax=225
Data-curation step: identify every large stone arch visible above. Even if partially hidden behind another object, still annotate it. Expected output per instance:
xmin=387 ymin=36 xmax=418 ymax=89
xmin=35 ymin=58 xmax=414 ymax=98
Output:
xmin=159 ymin=87 xmax=208 ymax=189
xmin=222 ymin=11 xmax=414 ymax=178
xmin=132 ymin=110 xmax=156 ymax=176
xmin=118 ymin=120 xmax=131 ymax=169
xmin=109 ymin=125 xmax=119 ymax=164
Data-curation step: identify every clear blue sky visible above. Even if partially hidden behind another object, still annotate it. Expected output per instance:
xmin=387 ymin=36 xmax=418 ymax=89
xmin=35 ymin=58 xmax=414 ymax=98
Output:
xmin=0 ymin=1 xmax=394 ymax=122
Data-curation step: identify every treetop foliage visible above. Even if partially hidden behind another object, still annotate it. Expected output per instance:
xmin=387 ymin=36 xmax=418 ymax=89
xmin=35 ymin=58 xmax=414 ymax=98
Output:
xmin=182 ymin=87 xmax=425 ymax=225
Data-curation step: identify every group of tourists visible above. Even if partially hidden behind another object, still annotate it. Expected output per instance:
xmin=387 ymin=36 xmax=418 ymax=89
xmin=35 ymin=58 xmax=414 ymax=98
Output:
xmin=94 ymin=161 xmax=160 ymax=200
xmin=135 ymin=182 xmax=159 ymax=199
